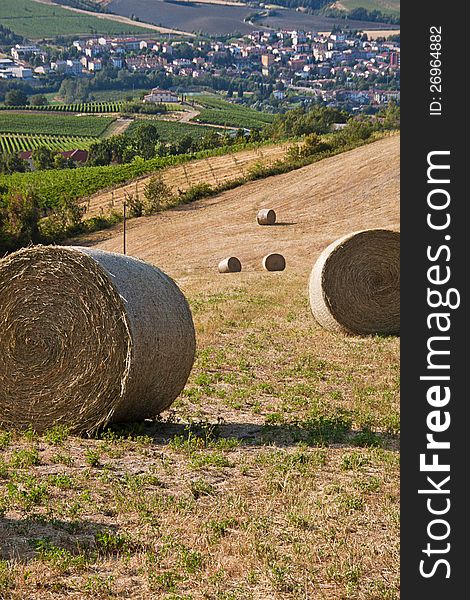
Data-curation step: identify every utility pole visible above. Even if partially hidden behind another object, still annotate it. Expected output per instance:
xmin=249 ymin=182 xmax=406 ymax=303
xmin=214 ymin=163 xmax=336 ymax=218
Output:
xmin=123 ymin=200 xmax=127 ymax=255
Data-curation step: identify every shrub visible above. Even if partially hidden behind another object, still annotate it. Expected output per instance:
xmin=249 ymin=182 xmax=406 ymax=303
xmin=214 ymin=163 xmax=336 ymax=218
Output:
xmin=143 ymin=174 xmax=174 ymax=214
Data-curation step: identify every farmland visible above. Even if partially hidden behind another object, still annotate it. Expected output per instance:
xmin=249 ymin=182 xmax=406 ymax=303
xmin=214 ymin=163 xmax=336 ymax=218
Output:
xmin=0 ymin=136 xmax=400 ymax=599
xmin=192 ymin=96 xmax=275 ymax=129
xmin=0 ymin=134 xmax=94 ymax=154
xmin=127 ymin=119 xmax=219 ymax=142
xmin=0 ymin=141 xmax=289 ymax=207
xmin=109 ymin=0 xmax=399 ymax=35
xmin=332 ymin=0 xmax=400 ymax=17
xmin=0 ymin=0 xmax=155 ymax=38
xmin=0 ymin=114 xmax=114 ymax=137
xmin=0 ymin=102 xmax=123 ymax=114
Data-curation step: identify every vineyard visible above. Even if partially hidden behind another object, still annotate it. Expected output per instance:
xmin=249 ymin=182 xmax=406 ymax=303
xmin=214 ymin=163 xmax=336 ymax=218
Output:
xmin=0 ymin=141 xmax=284 ymax=208
xmin=126 ymin=119 xmax=218 ymax=142
xmin=0 ymin=134 xmax=95 ymax=155
xmin=192 ymin=96 xmax=276 ymax=129
xmin=0 ymin=114 xmax=115 ymax=137
xmin=0 ymin=102 xmax=123 ymax=114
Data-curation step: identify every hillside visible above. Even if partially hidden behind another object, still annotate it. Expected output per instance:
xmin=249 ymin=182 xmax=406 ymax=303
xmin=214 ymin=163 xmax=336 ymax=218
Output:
xmin=84 ymin=135 xmax=399 ymax=275
xmin=1 ymin=136 xmax=400 ymax=598
xmin=83 ymin=142 xmax=291 ymax=217
xmin=332 ymin=0 xmax=400 ymax=17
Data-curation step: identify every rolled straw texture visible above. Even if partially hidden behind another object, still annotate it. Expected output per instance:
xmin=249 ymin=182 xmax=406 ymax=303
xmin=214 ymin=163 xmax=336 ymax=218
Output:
xmin=257 ymin=209 xmax=276 ymax=225
xmin=0 ymin=246 xmax=196 ymax=433
xmin=218 ymin=257 xmax=242 ymax=273
xmin=309 ymin=229 xmax=400 ymax=335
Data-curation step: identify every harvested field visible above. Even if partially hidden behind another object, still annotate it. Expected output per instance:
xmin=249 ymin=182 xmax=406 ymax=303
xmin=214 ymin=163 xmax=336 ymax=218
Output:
xmin=1 ymin=136 xmax=400 ymax=599
xmin=83 ymin=142 xmax=292 ymax=217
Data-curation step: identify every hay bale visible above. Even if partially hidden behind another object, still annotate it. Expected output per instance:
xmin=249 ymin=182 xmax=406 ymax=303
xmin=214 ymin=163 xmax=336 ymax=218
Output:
xmin=218 ymin=257 xmax=242 ymax=273
xmin=309 ymin=229 xmax=400 ymax=335
xmin=257 ymin=209 xmax=276 ymax=225
xmin=0 ymin=246 xmax=196 ymax=433
xmin=262 ymin=253 xmax=286 ymax=271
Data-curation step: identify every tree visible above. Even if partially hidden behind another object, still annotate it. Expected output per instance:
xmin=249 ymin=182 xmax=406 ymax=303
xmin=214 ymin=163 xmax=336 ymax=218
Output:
xmin=32 ymin=147 xmax=55 ymax=170
xmin=132 ymin=122 xmax=159 ymax=160
xmin=30 ymin=94 xmax=48 ymax=107
xmin=143 ymin=175 xmax=174 ymax=214
xmin=237 ymin=85 xmax=244 ymax=99
xmin=2 ymin=191 xmax=41 ymax=249
xmin=4 ymin=89 xmax=28 ymax=106
xmin=5 ymin=155 xmax=29 ymax=174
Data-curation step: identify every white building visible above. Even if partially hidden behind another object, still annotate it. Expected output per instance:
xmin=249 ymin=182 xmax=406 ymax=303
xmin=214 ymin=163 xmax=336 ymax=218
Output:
xmin=143 ymin=88 xmax=179 ymax=103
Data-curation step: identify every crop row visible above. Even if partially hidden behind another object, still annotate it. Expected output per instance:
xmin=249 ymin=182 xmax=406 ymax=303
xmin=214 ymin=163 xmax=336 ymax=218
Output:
xmin=0 ymin=114 xmax=114 ymax=137
xmin=0 ymin=134 xmax=95 ymax=155
xmin=0 ymin=141 xmax=278 ymax=208
xmin=0 ymin=102 xmax=123 ymax=114
xmin=192 ymin=97 xmax=275 ymax=129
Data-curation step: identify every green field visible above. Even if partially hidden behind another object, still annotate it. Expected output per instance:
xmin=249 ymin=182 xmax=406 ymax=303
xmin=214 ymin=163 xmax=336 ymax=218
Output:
xmin=335 ymin=0 xmax=400 ymax=17
xmin=192 ymin=96 xmax=275 ymax=129
xmin=0 ymin=0 xmax=154 ymax=38
xmin=0 ymin=141 xmax=267 ymax=208
xmin=0 ymin=133 xmax=94 ymax=154
xmin=0 ymin=114 xmax=114 ymax=137
xmin=0 ymin=102 xmax=123 ymax=114
xmin=127 ymin=119 xmax=219 ymax=142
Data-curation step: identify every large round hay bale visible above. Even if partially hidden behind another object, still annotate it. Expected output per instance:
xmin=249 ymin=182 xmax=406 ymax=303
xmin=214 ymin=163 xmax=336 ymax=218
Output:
xmin=309 ymin=229 xmax=400 ymax=335
xmin=257 ymin=209 xmax=276 ymax=225
xmin=0 ymin=246 xmax=196 ymax=433
xmin=262 ymin=253 xmax=286 ymax=272
xmin=218 ymin=257 xmax=242 ymax=273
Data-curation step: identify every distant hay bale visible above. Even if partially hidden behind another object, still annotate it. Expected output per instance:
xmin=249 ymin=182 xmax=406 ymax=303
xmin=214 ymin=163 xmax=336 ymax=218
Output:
xmin=218 ymin=257 xmax=242 ymax=273
xmin=257 ymin=208 xmax=276 ymax=225
xmin=0 ymin=246 xmax=196 ymax=434
xmin=309 ymin=229 xmax=400 ymax=335
xmin=262 ymin=253 xmax=286 ymax=271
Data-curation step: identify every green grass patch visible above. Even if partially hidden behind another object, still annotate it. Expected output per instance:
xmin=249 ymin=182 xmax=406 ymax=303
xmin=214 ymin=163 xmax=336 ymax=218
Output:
xmin=193 ymin=96 xmax=275 ymax=129
xmin=0 ymin=113 xmax=114 ymax=137
xmin=0 ymin=0 xmax=155 ymax=38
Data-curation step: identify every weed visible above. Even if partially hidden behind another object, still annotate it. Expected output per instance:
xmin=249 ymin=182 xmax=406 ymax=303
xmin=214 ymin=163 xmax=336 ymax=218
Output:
xmin=189 ymin=479 xmax=216 ymax=499
xmin=10 ymin=447 xmax=40 ymax=468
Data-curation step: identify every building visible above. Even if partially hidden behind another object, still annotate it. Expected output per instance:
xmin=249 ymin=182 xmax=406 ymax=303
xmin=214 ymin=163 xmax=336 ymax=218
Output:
xmin=143 ymin=88 xmax=179 ymax=103
xmin=11 ymin=44 xmax=40 ymax=61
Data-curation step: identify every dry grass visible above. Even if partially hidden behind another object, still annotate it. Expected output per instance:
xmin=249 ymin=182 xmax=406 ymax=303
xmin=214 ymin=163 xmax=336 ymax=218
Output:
xmin=83 ymin=142 xmax=292 ymax=218
xmin=0 ymin=136 xmax=400 ymax=599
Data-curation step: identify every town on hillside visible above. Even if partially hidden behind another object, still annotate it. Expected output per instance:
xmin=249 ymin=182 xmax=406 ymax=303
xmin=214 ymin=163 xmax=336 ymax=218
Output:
xmin=1 ymin=28 xmax=399 ymax=111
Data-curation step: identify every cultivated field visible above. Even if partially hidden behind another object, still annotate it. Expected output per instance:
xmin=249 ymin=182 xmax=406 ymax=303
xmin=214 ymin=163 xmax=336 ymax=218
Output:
xmin=0 ymin=102 xmax=123 ymax=114
xmin=0 ymin=0 xmax=155 ymax=38
xmin=0 ymin=134 xmax=95 ymax=154
xmin=0 ymin=136 xmax=400 ymax=599
xmin=332 ymin=0 xmax=400 ymax=17
xmin=108 ymin=0 xmax=399 ymax=35
xmin=0 ymin=114 xmax=114 ymax=138
xmin=191 ymin=97 xmax=275 ymax=129
xmin=83 ymin=141 xmax=292 ymax=217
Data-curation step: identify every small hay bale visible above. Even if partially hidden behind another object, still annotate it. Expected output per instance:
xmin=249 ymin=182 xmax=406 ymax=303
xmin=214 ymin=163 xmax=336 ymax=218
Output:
xmin=218 ymin=257 xmax=242 ymax=273
xmin=262 ymin=253 xmax=286 ymax=271
xmin=257 ymin=208 xmax=276 ymax=225
xmin=0 ymin=246 xmax=196 ymax=433
xmin=309 ymin=229 xmax=400 ymax=335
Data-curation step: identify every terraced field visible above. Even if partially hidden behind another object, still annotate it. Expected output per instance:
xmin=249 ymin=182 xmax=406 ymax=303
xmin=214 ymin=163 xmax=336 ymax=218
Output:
xmin=0 ymin=134 xmax=95 ymax=154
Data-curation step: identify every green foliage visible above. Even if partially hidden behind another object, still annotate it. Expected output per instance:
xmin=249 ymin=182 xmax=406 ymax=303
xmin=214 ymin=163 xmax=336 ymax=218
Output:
xmin=0 ymin=0 xmax=154 ymax=37
xmin=0 ymin=113 xmax=114 ymax=137
xmin=0 ymin=133 xmax=94 ymax=155
xmin=193 ymin=96 xmax=275 ymax=129
xmin=4 ymin=89 xmax=28 ymax=107
xmin=143 ymin=174 xmax=175 ymax=214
